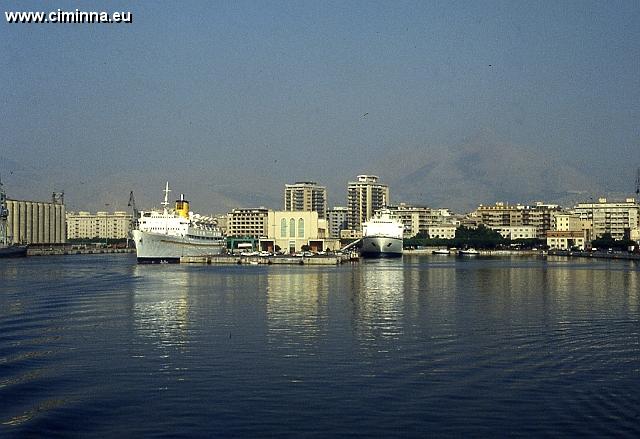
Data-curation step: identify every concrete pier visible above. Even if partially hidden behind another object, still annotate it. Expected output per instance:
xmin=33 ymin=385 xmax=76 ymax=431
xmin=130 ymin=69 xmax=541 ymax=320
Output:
xmin=26 ymin=244 xmax=135 ymax=256
xmin=180 ymin=254 xmax=355 ymax=265
xmin=548 ymin=249 xmax=640 ymax=260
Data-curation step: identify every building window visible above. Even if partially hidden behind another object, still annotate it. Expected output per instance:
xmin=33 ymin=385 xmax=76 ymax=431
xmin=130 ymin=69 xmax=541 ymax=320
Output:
xmin=280 ymin=218 xmax=287 ymax=237
xmin=290 ymin=218 xmax=296 ymax=238
xmin=298 ymin=218 xmax=304 ymax=237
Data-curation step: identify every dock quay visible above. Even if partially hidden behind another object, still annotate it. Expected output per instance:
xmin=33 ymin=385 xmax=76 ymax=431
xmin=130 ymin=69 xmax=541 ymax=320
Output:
xmin=181 ymin=253 xmax=357 ymax=265
xmin=27 ymin=244 xmax=135 ymax=256
xmin=548 ymin=249 xmax=640 ymax=261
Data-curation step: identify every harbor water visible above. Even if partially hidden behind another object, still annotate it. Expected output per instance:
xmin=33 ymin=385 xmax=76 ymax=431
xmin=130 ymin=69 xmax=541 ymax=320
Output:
xmin=1 ymin=254 xmax=639 ymax=437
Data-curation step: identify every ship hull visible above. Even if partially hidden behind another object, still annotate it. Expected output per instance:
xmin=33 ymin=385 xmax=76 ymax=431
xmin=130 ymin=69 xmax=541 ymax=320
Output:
xmin=132 ymin=230 xmax=225 ymax=264
xmin=361 ymin=236 xmax=403 ymax=258
xmin=0 ymin=245 xmax=28 ymax=258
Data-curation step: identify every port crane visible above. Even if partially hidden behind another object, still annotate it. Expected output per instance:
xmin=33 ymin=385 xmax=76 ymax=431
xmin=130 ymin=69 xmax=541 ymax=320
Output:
xmin=128 ymin=191 xmax=139 ymax=230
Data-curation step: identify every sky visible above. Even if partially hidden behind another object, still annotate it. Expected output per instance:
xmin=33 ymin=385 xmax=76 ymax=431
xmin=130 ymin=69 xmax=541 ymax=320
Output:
xmin=2 ymin=0 xmax=639 ymax=213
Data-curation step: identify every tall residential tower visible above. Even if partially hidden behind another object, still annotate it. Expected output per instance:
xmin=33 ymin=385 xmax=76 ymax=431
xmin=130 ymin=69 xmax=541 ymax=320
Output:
xmin=346 ymin=175 xmax=389 ymax=231
xmin=284 ymin=181 xmax=327 ymax=219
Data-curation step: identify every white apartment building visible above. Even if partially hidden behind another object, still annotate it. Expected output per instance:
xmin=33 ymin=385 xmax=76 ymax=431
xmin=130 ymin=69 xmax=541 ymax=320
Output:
xmin=66 ymin=211 xmax=132 ymax=240
xmin=491 ymin=226 xmax=538 ymax=240
xmin=426 ymin=225 xmax=457 ymax=240
xmin=475 ymin=202 xmax=560 ymax=238
xmin=386 ymin=203 xmax=457 ymax=237
xmin=546 ymin=231 xmax=586 ymax=250
xmin=573 ymin=198 xmax=639 ymax=241
xmin=346 ymin=175 xmax=389 ymax=231
xmin=552 ymin=212 xmax=584 ymax=232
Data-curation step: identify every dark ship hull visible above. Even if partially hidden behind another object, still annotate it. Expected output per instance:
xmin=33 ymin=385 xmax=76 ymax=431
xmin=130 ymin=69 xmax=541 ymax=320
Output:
xmin=0 ymin=245 xmax=28 ymax=258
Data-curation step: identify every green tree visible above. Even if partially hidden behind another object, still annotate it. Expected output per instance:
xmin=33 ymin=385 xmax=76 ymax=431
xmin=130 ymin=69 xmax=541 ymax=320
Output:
xmin=592 ymin=233 xmax=634 ymax=251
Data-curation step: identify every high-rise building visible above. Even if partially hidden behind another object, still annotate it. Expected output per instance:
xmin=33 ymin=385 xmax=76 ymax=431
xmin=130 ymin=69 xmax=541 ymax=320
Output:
xmin=327 ymin=206 xmax=348 ymax=239
xmin=284 ymin=181 xmax=327 ymax=219
xmin=573 ymin=198 xmax=639 ymax=240
xmin=346 ymin=175 xmax=389 ymax=231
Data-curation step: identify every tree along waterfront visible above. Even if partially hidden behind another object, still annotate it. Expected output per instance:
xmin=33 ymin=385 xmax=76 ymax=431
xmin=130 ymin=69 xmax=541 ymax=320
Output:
xmin=404 ymin=225 xmax=545 ymax=250
xmin=590 ymin=233 xmax=636 ymax=251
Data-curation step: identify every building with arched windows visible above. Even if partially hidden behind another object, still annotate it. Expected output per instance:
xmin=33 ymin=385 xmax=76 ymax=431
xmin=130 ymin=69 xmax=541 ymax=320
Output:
xmin=261 ymin=210 xmax=338 ymax=253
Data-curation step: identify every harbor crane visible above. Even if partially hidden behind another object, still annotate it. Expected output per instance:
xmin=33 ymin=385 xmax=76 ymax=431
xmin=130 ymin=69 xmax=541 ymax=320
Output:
xmin=128 ymin=191 xmax=139 ymax=229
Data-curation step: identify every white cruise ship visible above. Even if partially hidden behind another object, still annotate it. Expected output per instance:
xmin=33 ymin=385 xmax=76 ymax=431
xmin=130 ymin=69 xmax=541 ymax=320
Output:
xmin=132 ymin=183 xmax=226 ymax=263
xmin=361 ymin=209 xmax=404 ymax=257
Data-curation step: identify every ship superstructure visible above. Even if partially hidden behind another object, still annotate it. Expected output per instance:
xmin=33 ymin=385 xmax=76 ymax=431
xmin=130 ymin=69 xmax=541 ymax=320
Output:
xmin=132 ymin=183 xmax=226 ymax=263
xmin=361 ymin=208 xmax=404 ymax=257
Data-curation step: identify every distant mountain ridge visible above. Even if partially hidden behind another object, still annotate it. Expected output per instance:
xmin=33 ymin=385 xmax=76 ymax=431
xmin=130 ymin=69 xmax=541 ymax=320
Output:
xmin=3 ymin=132 xmax=632 ymax=215
xmin=368 ymin=131 xmax=603 ymax=212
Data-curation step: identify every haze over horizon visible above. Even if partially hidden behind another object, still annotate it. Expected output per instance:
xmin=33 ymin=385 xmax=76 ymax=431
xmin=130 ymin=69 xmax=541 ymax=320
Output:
xmin=2 ymin=1 xmax=639 ymax=214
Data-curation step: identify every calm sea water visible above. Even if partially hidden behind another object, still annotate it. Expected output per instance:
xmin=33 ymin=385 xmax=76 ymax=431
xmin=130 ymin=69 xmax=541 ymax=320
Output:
xmin=0 ymin=254 xmax=638 ymax=437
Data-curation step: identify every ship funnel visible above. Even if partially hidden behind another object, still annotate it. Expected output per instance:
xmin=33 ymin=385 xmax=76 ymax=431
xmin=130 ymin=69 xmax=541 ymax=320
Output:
xmin=175 ymin=194 xmax=190 ymax=218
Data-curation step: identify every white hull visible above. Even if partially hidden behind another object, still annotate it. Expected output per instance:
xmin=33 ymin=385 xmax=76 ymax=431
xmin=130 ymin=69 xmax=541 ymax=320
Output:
xmin=132 ymin=230 xmax=225 ymax=263
xmin=361 ymin=236 xmax=403 ymax=257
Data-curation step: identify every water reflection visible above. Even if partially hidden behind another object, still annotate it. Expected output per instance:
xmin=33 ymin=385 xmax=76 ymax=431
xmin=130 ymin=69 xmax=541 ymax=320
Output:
xmin=403 ymin=257 xmax=458 ymax=326
xmin=352 ymin=259 xmax=405 ymax=341
xmin=543 ymin=261 xmax=640 ymax=319
xmin=1 ymin=255 xmax=639 ymax=437
xmin=132 ymin=265 xmax=191 ymax=349
xmin=266 ymin=270 xmax=329 ymax=351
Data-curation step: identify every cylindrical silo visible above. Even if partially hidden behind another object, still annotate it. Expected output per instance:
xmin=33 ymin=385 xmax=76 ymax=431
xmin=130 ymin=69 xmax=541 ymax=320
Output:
xmin=18 ymin=202 xmax=26 ymax=244
xmin=37 ymin=203 xmax=45 ymax=244
xmin=9 ymin=201 xmax=18 ymax=244
xmin=54 ymin=205 xmax=61 ymax=243
xmin=50 ymin=204 xmax=57 ymax=244
xmin=32 ymin=203 xmax=40 ymax=244
xmin=25 ymin=202 xmax=33 ymax=244
xmin=44 ymin=203 xmax=51 ymax=243
xmin=60 ymin=204 xmax=66 ymax=243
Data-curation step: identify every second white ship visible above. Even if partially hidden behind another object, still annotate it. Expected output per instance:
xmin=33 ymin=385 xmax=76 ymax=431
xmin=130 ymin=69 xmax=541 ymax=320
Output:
xmin=360 ymin=208 xmax=404 ymax=257
xmin=132 ymin=183 xmax=226 ymax=263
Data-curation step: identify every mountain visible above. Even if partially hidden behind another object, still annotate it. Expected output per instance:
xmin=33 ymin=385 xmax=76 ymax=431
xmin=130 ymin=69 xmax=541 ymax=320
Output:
xmin=368 ymin=131 xmax=602 ymax=212
xmin=3 ymin=131 xmax=627 ymax=215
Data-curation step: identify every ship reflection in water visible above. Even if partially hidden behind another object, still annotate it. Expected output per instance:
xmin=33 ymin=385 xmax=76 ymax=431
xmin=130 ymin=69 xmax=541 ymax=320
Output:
xmin=352 ymin=259 xmax=405 ymax=341
xmin=132 ymin=265 xmax=191 ymax=349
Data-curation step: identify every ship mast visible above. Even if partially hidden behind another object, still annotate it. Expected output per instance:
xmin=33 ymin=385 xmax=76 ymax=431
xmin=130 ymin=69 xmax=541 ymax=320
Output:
xmin=161 ymin=181 xmax=171 ymax=234
xmin=161 ymin=182 xmax=171 ymax=212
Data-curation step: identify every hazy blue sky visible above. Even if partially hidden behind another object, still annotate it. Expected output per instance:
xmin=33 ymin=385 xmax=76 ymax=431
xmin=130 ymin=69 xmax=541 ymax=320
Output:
xmin=2 ymin=0 xmax=639 ymax=213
